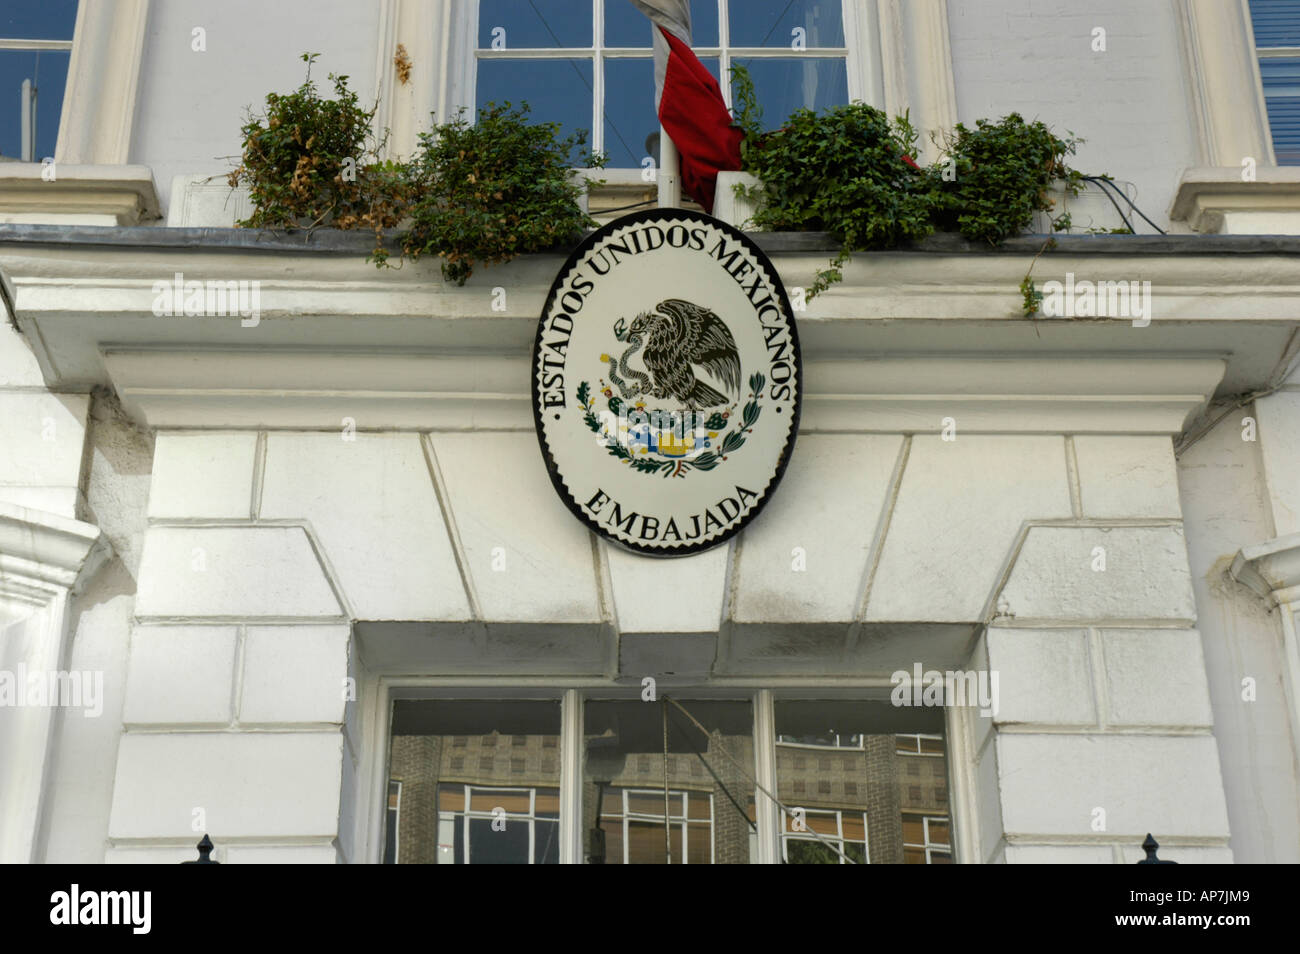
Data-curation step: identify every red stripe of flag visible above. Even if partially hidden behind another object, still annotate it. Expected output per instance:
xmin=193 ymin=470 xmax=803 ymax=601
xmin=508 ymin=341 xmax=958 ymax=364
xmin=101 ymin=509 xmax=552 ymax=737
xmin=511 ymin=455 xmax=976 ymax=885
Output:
xmin=656 ymin=26 xmax=742 ymax=213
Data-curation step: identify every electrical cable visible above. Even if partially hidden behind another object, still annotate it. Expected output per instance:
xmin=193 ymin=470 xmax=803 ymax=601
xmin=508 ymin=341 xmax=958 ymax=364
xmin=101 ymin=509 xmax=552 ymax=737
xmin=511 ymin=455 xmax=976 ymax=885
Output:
xmin=664 ymin=695 xmax=858 ymax=863
xmin=1081 ymin=175 xmax=1167 ymax=234
xmin=1081 ymin=175 xmax=1134 ymax=234
xmin=663 ymin=702 xmax=758 ymax=832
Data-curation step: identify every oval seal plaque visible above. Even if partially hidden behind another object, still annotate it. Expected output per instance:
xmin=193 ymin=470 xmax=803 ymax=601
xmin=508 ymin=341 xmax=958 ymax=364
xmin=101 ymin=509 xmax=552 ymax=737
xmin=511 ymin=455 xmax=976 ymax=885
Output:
xmin=532 ymin=208 xmax=801 ymax=556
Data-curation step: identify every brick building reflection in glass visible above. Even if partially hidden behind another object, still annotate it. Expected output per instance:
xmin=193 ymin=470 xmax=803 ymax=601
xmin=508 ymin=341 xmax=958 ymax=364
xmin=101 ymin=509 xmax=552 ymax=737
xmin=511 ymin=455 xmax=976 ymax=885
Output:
xmin=385 ymin=698 xmax=952 ymax=863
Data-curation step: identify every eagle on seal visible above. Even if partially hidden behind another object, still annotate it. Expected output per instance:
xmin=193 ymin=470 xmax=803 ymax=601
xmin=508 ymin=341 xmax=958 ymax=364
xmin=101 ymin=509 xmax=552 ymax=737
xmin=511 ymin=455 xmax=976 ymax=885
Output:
xmin=627 ymin=299 xmax=742 ymax=410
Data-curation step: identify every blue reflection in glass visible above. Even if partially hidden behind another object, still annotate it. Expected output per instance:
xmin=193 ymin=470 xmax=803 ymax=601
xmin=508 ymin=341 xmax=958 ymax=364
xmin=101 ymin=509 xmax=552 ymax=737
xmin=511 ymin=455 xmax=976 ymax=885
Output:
xmin=0 ymin=50 xmax=71 ymax=160
xmin=730 ymin=57 xmax=848 ymax=128
xmin=605 ymin=0 xmax=719 ymax=47
xmin=730 ymin=0 xmax=844 ymax=48
xmin=0 ymin=0 xmax=78 ymax=40
xmin=479 ymin=0 xmax=593 ymax=48
xmin=476 ymin=58 xmax=597 ymax=165
xmin=604 ymin=57 xmax=658 ymax=166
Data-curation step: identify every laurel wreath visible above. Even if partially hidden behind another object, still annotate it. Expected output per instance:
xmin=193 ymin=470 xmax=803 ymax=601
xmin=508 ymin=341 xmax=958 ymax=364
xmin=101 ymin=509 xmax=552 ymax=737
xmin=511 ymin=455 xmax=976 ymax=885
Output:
xmin=577 ymin=373 xmax=765 ymax=479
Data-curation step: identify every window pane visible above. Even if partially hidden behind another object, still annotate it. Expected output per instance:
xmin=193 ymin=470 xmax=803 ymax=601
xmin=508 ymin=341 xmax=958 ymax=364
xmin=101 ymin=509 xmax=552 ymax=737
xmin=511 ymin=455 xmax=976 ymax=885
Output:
xmin=730 ymin=56 xmax=847 ymax=128
xmin=479 ymin=0 xmax=592 ymax=48
xmin=929 ymin=819 xmax=951 ymax=845
xmin=605 ymin=0 xmax=652 ymax=47
xmin=386 ymin=699 xmax=562 ymax=864
xmin=467 ymin=817 xmax=530 ymax=863
xmin=0 ymin=49 xmax=70 ymax=161
xmin=687 ymin=822 xmax=712 ymax=864
xmin=476 ymin=58 xmax=595 ymax=165
xmin=1260 ymin=58 xmax=1300 ymax=165
xmin=691 ymin=0 xmax=720 ymax=47
xmin=0 ymin=0 xmax=78 ymax=40
xmin=627 ymin=820 xmax=682 ymax=863
xmin=785 ymin=839 xmax=840 ymax=864
xmin=730 ymin=0 xmax=843 ymax=48
xmin=606 ymin=0 xmax=719 ymax=47
xmin=584 ymin=699 xmax=755 ymax=863
xmin=535 ymin=820 xmax=561 ymax=863
xmin=1250 ymin=0 xmax=1300 ymax=48
xmin=775 ymin=700 xmax=951 ymax=864
xmin=603 ymin=56 xmax=658 ymax=167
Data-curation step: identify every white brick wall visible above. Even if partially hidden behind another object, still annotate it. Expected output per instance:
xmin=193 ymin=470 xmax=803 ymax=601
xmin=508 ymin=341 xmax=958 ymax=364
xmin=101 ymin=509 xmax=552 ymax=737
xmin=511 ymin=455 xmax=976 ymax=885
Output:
xmin=108 ymin=732 xmax=344 ymax=841
xmin=148 ymin=432 xmax=257 ymax=519
xmin=123 ymin=626 xmax=237 ymax=724
xmin=867 ymin=436 xmax=1073 ymax=622
xmin=135 ymin=526 xmax=343 ymax=618
xmin=996 ymin=525 xmax=1196 ymax=622
xmin=238 ymin=625 xmax=351 ymax=724
xmin=996 ymin=734 xmax=1231 ymax=839
xmin=260 ymin=433 xmax=469 ymax=620
xmin=732 ymin=434 xmax=904 ymax=624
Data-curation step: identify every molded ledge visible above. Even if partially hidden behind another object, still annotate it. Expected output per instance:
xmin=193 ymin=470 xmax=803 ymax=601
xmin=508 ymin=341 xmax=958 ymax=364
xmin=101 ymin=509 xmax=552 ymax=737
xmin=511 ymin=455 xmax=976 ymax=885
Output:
xmin=1170 ymin=167 xmax=1300 ymax=234
xmin=0 ymin=163 xmax=160 ymax=226
xmin=1230 ymin=532 xmax=1300 ymax=606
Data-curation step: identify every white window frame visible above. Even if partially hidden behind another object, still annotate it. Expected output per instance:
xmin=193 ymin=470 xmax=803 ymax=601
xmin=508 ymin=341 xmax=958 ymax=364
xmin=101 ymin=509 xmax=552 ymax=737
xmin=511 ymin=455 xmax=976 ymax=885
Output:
xmin=777 ymin=731 xmax=866 ymax=750
xmin=385 ymin=779 xmax=402 ymax=863
xmin=599 ymin=787 xmax=715 ymax=864
xmin=780 ymin=807 xmax=869 ymax=864
xmin=895 ymin=732 xmax=945 ymax=756
xmin=363 ymin=683 xmax=969 ymax=864
xmin=469 ymin=0 xmax=867 ymax=166
xmin=438 ymin=782 xmax=562 ymax=864
xmin=384 ymin=0 xmax=955 ymax=162
xmin=0 ymin=35 xmax=74 ymax=162
xmin=902 ymin=811 xmax=952 ymax=864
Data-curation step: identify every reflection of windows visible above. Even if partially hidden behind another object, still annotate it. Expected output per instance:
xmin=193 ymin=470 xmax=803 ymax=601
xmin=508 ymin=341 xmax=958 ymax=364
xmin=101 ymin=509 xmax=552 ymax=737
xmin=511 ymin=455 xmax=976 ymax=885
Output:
xmin=474 ymin=0 xmax=854 ymax=169
xmin=1249 ymin=0 xmax=1300 ymax=164
xmin=0 ymin=0 xmax=77 ymax=161
xmin=584 ymin=698 xmax=756 ymax=864
xmin=777 ymin=731 xmax=865 ymax=749
xmin=599 ymin=788 xmax=714 ymax=864
xmin=387 ymin=696 xmax=959 ymax=864
xmin=782 ymin=808 xmax=868 ymax=864
xmin=896 ymin=733 xmax=945 ymax=756
xmin=903 ymin=812 xmax=952 ymax=864
xmin=385 ymin=699 xmax=562 ymax=864
xmin=383 ymin=780 xmax=402 ymax=864
xmin=436 ymin=784 xmax=560 ymax=865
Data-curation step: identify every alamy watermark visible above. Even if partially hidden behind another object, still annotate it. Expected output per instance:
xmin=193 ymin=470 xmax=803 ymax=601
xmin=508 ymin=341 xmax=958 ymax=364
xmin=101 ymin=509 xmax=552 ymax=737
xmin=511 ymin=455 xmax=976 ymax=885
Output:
xmin=151 ymin=271 xmax=260 ymax=327
xmin=891 ymin=663 xmax=999 ymax=718
xmin=0 ymin=665 xmax=103 ymax=717
xmin=1039 ymin=272 xmax=1152 ymax=327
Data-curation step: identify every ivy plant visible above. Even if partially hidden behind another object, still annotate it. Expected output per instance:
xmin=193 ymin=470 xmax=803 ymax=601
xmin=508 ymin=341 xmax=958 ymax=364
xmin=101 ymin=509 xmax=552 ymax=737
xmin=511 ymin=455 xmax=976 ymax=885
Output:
xmin=931 ymin=112 xmax=1083 ymax=244
xmin=730 ymin=63 xmax=1087 ymax=300
xmin=393 ymin=101 xmax=606 ymax=283
xmin=228 ymin=54 xmax=407 ymax=256
xmin=732 ymin=64 xmax=933 ymax=295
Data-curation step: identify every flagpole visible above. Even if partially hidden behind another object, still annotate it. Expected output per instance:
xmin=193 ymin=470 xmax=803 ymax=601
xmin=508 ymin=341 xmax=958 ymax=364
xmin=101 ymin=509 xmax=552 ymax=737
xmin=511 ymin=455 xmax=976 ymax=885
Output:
xmin=658 ymin=125 xmax=681 ymax=208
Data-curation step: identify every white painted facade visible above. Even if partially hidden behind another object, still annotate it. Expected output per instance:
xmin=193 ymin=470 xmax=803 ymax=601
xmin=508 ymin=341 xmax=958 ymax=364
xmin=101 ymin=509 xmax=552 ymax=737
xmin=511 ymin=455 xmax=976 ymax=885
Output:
xmin=1 ymin=0 xmax=1299 ymax=864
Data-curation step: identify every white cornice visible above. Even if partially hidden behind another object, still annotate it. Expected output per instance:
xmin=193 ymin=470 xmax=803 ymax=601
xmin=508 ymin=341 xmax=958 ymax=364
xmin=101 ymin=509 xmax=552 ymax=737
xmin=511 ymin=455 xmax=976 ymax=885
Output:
xmin=1230 ymin=533 xmax=1300 ymax=606
xmin=7 ymin=230 xmax=1300 ymax=429
xmin=96 ymin=349 xmax=1223 ymax=434
xmin=1170 ymin=167 xmax=1300 ymax=233
xmin=0 ymin=164 xmax=160 ymax=226
xmin=0 ymin=502 xmax=110 ymax=603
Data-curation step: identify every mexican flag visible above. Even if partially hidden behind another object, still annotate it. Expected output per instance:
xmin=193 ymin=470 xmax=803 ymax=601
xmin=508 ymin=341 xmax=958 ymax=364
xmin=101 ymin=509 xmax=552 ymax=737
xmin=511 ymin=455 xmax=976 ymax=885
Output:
xmin=630 ymin=0 xmax=743 ymax=213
